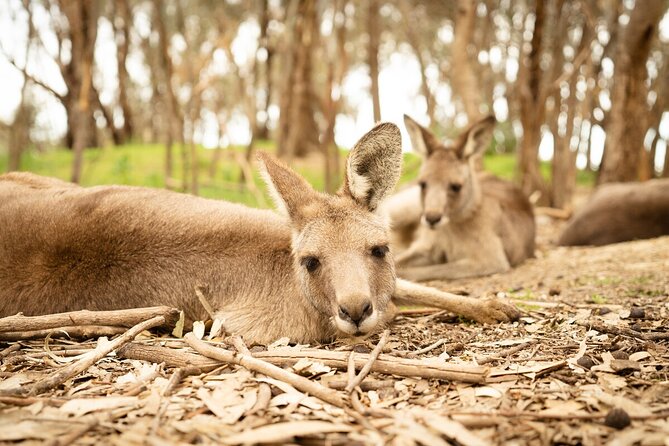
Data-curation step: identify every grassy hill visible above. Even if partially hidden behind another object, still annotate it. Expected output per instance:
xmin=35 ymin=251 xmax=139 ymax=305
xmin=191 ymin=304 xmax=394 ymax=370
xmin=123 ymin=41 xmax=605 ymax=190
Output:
xmin=0 ymin=143 xmax=594 ymax=207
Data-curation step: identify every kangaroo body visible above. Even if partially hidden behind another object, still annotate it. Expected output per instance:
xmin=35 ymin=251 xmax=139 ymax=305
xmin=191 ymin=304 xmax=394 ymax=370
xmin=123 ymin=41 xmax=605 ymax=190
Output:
xmin=0 ymin=124 xmax=519 ymax=344
xmin=558 ymin=178 xmax=669 ymax=246
xmin=386 ymin=116 xmax=535 ymax=281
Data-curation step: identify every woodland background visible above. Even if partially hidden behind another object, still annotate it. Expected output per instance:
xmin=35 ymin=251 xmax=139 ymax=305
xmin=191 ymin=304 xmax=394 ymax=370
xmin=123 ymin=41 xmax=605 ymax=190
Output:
xmin=0 ymin=0 xmax=667 ymax=209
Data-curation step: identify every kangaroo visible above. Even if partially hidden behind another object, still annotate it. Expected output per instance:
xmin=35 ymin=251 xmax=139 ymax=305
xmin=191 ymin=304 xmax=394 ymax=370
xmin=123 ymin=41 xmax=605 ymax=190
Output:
xmin=384 ymin=115 xmax=535 ymax=281
xmin=558 ymin=178 xmax=669 ymax=246
xmin=0 ymin=123 xmax=519 ymax=344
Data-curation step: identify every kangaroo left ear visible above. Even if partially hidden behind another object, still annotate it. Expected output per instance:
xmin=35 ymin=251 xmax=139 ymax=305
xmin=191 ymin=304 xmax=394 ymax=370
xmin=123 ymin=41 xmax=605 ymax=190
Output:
xmin=340 ymin=122 xmax=402 ymax=212
xmin=458 ymin=115 xmax=496 ymax=159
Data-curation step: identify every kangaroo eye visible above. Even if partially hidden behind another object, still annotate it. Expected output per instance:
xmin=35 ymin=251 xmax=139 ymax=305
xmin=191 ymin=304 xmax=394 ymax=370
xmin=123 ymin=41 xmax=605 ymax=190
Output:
xmin=449 ymin=183 xmax=462 ymax=193
xmin=371 ymin=245 xmax=389 ymax=258
xmin=302 ymin=256 xmax=320 ymax=273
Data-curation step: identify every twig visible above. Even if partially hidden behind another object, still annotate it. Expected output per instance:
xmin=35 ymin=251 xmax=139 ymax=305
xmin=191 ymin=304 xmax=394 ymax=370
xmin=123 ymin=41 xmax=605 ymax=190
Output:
xmin=345 ymin=330 xmax=390 ymax=393
xmin=445 ymin=409 xmax=669 ymax=421
xmin=577 ymin=320 xmax=669 ymax=341
xmin=195 ymin=287 xmax=215 ymax=320
xmin=0 ymin=307 xmax=180 ymax=333
xmin=477 ymin=340 xmax=538 ymax=365
xmin=405 ymin=339 xmax=446 ymax=358
xmin=117 ymin=342 xmax=220 ymax=370
xmin=118 ymin=339 xmax=488 ymax=383
xmin=0 ymin=325 xmax=126 ymax=341
xmin=184 ymin=333 xmax=345 ymax=408
xmin=231 ymin=336 xmax=252 ymax=355
xmin=0 ymin=343 xmax=21 ymax=358
xmin=163 ymin=366 xmax=204 ymax=397
xmin=26 ymin=315 xmax=167 ymax=396
xmin=326 ymin=379 xmax=394 ymax=391
xmin=0 ymin=396 xmax=67 ymax=407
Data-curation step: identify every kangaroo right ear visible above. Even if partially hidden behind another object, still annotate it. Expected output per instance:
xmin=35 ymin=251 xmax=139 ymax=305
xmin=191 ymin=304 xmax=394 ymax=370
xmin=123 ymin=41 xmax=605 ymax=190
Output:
xmin=403 ymin=114 xmax=440 ymax=157
xmin=257 ymin=152 xmax=318 ymax=222
xmin=340 ymin=122 xmax=402 ymax=213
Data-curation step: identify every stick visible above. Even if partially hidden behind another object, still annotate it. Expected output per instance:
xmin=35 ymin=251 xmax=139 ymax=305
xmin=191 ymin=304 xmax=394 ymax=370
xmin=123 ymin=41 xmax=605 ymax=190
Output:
xmin=0 ymin=307 xmax=180 ymax=333
xmin=345 ymin=330 xmax=390 ymax=393
xmin=184 ymin=333 xmax=345 ymax=408
xmin=577 ymin=320 xmax=669 ymax=341
xmin=162 ymin=366 xmax=204 ymax=397
xmin=326 ymin=379 xmax=394 ymax=391
xmin=254 ymin=349 xmax=488 ymax=383
xmin=0 ymin=325 xmax=127 ymax=341
xmin=405 ymin=339 xmax=446 ymax=358
xmin=27 ymin=315 xmax=167 ymax=396
xmin=477 ymin=340 xmax=538 ymax=365
xmin=195 ymin=287 xmax=215 ymax=320
xmin=117 ymin=342 xmax=220 ymax=370
xmin=0 ymin=343 xmax=21 ymax=358
xmin=119 ymin=341 xmax=488 ymax=383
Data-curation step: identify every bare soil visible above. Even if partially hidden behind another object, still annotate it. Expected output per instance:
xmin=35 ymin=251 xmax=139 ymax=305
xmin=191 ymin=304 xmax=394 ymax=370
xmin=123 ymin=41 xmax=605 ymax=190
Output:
xmin=1 ymin=217 xmax=668 ymax=445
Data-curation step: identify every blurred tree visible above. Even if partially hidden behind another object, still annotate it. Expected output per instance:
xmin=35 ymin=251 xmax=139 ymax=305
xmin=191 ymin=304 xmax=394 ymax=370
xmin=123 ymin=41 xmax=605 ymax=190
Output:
xmin=599 ymin=0 xmax=666 ymax=183
xmin=452 ymin=0 xmax=483 ymax=122
xmin=368 ymin=0 xmax=381 ymax=122
xmin=277 ymin=0 xmax=320 ymax=159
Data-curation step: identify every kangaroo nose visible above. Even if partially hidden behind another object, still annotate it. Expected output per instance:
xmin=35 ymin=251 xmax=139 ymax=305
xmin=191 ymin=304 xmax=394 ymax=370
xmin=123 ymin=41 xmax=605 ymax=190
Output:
xmin=338 ymin=300 xmax=373 ymax=326
xmin=425 ymin=213 xmax=442 ymax=226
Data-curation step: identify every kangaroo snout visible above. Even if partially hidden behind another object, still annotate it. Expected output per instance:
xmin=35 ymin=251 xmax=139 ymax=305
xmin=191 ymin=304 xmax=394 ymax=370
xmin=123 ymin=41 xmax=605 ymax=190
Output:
xmin=424 ymin=212 xmax=443 ymax=227
xmin=338 ymin=299 xmax=373 ymax=326
xmin=335 ymin=295 xmax=376 ymax=334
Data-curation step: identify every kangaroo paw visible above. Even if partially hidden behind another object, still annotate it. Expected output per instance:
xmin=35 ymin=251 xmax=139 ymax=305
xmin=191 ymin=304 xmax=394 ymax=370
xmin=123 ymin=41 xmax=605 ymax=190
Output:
xmin=471 ymin=298 xmax=520 ymax=324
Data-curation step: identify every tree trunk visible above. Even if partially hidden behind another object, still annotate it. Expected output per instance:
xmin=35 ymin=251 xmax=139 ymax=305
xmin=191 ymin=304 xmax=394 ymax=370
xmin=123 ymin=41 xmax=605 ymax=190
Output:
xmin=368 ymin=0 xmax=381 ymax=123
xmin=153 ymin=0 xmax=181 ymax=189
xmin=255 ymin=0 xmax=272 ymax=140
xmin=452 ymin=0 xmax=482 ymax=122
xmin=598 ymin=0 xmax=665 ymax=184
xmin=61 ymin=0 xmax=98 ymax=182
xmin=322 ymin=0 xmax=348 ymax=193
xmin=399 ymin=0 xmax=435 ymax=123
xmin=7 ymin=0 xmax=35 ymax=172
xmin=277 ymin=0 xmax=319 ymax=159
xmin=114 ymin=0 xmax=134 ymax=143
xmin=517 ymin=0 xmax=548 ymax=198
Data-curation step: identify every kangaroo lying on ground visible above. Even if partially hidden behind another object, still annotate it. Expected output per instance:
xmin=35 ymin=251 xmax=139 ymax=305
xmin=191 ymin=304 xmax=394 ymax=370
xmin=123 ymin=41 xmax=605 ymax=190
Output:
xmin=558 ymin=178 xmax=669 ymax=246
xmin=0 ymin=124 xmax=519 ymax=344
xmin=384 ymin=115 xmax=535 ymax=281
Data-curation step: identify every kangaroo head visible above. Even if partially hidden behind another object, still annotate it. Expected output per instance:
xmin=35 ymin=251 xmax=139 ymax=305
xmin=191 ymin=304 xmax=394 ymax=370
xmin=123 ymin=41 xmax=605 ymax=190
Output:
xmin=258 ymin=123 xmax=402 ymax=337
xmin=404 ymin=114 xmax=495 ymax=226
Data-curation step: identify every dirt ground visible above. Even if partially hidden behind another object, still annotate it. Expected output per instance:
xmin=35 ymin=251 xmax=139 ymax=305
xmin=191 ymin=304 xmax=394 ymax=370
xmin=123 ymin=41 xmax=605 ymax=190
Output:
xmin=1 ymin=216 xmax=668 ymax=445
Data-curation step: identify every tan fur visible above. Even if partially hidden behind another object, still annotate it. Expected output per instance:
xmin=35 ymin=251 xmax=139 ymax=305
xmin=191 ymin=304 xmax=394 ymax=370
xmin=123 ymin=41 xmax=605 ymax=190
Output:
xmin=385 ymin=115 xmax=535 ymax=281
xmin=558 ymin=179 xmax=669 ymax=246
xmin=0 ymin=124 xmax=520 ymax=344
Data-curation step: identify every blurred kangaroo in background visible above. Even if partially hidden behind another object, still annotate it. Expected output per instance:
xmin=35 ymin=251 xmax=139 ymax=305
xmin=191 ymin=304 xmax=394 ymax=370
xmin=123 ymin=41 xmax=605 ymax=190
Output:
xmin=383 ymin=115 xmax=535 ymax=281
xmin=0 ymin=123 xmax=519 ymax=345
xmin=558 ymin=178 xmax=669 ymax=246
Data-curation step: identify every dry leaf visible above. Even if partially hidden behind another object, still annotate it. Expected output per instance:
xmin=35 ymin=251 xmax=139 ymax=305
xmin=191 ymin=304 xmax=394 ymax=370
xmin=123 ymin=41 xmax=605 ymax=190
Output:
xmin=60 ymin=396 xmax=138 ymax=417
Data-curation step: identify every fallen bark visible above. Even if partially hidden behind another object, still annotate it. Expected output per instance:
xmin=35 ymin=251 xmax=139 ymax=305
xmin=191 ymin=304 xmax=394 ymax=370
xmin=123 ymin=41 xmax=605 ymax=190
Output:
xmin=0 ymin=306 xmax=180 ymax=333
xmin=0 ymin=325 xmax=126 ymax=341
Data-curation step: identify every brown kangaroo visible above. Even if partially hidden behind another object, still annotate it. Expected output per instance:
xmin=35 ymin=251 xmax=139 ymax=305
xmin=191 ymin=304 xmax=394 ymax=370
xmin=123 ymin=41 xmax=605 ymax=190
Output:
xmin=384 ymin=115 xmax=535 ymax=281
xmin=0 ymin=123 xmax=519 ymax=344
xmin=558 ymin=178 xmax=669 ymax=246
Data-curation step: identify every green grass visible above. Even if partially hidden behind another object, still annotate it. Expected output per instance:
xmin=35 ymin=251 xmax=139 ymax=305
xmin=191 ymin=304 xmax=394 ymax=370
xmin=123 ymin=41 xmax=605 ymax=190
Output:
xmin=0 ymin=143 xmax=595 ymax=207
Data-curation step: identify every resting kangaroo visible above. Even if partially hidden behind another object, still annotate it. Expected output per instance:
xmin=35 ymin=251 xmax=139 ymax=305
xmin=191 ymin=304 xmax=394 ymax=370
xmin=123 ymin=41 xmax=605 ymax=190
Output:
xmin=558 ymin=178 xmax=669 ymax=246
xmin=0 ymin=123 xmax=519 ymax=344
xmin=385 ymin=115 xmax=535 ymax=281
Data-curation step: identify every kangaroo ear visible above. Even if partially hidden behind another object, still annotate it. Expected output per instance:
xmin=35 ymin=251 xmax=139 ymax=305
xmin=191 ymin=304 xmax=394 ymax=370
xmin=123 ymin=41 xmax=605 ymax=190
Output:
xmin=257 ymin=152 xmax=317 ymax=221
xmin=403 ymin=114 xmax=440 ymax=157
xmin=458 ymin=115 xmax=496 ymax=159
xmin=340 ymin=122 xmax=402 ymax=212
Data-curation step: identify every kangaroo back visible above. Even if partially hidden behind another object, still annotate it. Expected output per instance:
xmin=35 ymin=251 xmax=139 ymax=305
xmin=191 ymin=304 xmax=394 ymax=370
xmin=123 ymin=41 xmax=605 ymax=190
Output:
xmin=558 ymin=179 xmax=669 ymax=246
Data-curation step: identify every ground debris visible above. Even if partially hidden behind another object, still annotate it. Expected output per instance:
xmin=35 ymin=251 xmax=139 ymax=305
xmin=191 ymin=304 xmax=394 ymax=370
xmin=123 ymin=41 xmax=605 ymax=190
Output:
xmin=1 ymin=236 xmax=669 ymax=444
